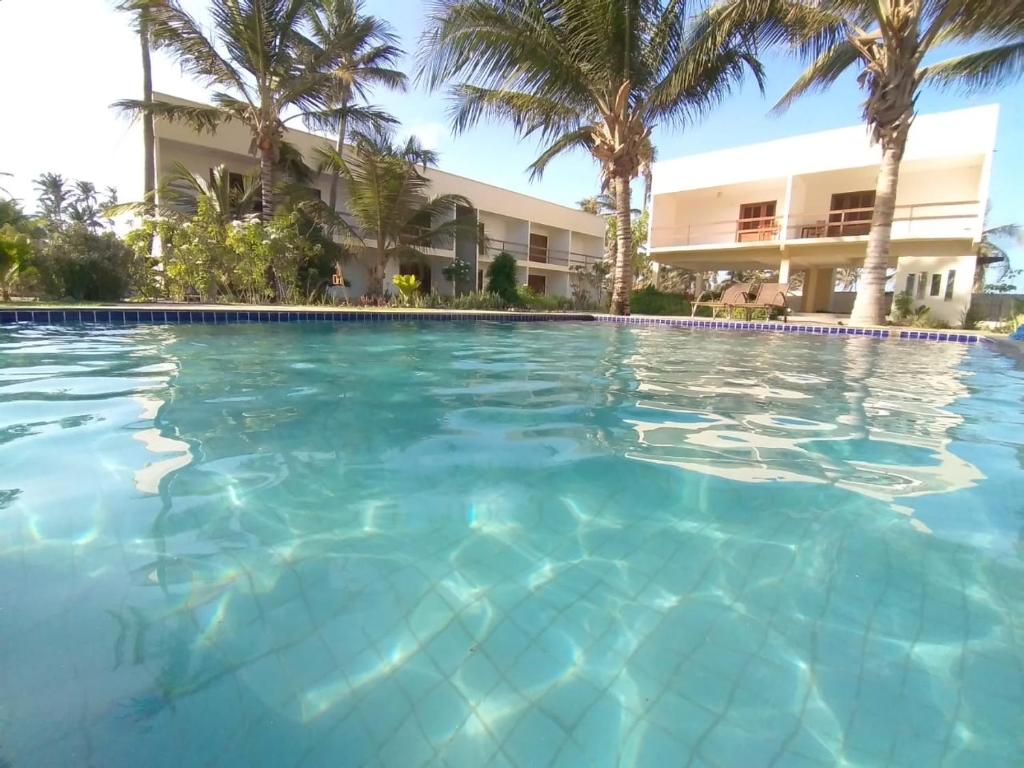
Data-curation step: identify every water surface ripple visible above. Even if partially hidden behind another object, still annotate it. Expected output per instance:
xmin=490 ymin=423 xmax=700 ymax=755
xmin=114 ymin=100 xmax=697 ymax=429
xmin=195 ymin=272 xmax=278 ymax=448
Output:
xmin=0 ymin=322 xmax=1022 ymax=767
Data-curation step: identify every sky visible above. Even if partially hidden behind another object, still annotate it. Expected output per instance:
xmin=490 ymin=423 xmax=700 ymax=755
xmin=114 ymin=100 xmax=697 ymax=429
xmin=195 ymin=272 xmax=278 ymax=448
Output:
xmin=1 ymin=0 xmax=1022 ymax=270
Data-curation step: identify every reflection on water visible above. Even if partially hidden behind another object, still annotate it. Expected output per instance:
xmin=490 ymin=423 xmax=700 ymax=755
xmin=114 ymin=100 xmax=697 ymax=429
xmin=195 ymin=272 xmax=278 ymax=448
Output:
xmin=625 ymin=334 xmax=985 ymax=509
xmin=0 ymin=322 xmax=1022 ymax=767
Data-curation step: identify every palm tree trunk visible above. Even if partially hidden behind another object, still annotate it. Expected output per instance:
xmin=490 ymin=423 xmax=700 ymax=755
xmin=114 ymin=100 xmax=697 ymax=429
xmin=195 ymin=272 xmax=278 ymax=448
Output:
xmin=140 ymin=16 xmax=155 ymax=213
xmin=849 ymin=141 xmax=905 ymax=326
xmin=259 ymin=147 xmax=275 ymax=223
xmin=328 ymin=107 xmax=348 ymax=214
xmin=609 ymin=174 xmax=633 ymax=315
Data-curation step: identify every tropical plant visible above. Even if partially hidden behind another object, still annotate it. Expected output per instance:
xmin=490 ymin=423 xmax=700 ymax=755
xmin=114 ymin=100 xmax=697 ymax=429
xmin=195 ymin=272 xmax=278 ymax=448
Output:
xmin=392 ymin=273 xmax=422 ymax=304
xmin=974 ymin=217 xmax=1022 ymax=291
xmin=318 ymin=131 xmax=475 ymax=295
xmin=306 ymin=0 xmax=407 ymax=214
xmin=421 ymin=0 xmax=766 ymax=315
xmin=721 ymin=0 xmax=1024 ymax=324
xmin=116 ymin=1 xmax=158 ymax=219
xmin=485 ymin=251 xmax=519 ymax=303
xmin=35 ymin=173 xmax=71 ymax=227
xmin=0 ymin=226 xmax=32 ymax=300
xmin=112 ymin=163 xmax=260 ymax=225
xmin=117 ymin=0 xmax=340 ymax=223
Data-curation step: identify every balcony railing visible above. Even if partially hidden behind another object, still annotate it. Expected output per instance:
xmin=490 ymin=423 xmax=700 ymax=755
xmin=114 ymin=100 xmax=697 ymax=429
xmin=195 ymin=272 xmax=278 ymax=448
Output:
xmin=787 ymin=201 xmax=979 ymax=240
xmin=651 ymin=200 xmax=980 ymax=248
xmin=480 ymin=239 xmax=604 ymax=269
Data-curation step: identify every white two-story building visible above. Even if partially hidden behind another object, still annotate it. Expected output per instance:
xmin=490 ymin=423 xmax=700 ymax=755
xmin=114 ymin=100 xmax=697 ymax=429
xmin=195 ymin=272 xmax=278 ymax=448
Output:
xmin=151 ymin=93 xmax=605 ymax=299
xmin=648 ymin=105 xmax=999 ymax=325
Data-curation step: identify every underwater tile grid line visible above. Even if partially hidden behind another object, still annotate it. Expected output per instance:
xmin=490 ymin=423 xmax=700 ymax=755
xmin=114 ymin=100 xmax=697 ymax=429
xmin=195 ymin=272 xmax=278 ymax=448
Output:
xmin=0 ymin=321 xmax=1022 ymax=768
xmin=0 ymin=306 xmax=993 ymax=344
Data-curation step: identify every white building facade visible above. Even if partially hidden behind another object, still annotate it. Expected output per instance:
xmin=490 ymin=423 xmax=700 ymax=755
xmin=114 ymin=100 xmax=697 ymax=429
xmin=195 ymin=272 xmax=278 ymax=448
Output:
xmin=648 ymin=105 xmax=999 ymax=325
xmin=151 ymin=93 xmax=605 ymax=299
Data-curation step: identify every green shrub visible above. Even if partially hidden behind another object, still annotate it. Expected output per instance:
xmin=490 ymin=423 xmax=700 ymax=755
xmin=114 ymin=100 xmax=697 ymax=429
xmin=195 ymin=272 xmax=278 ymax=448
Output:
xmin=517 ymin=285 xmax=572 ymax=311
xmin=449 ymin=291 xmax=509 ymax=310
xmin=486 ymin=252 xmax=519 ymax=303
xmin=629 ymin=286 xmax=691 ymax=315
xmin=35 ymin=225 xmax=146 ymax=301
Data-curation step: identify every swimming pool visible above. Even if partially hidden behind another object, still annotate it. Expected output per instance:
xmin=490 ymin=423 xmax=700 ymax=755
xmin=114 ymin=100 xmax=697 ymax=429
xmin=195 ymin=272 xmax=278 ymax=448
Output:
xmin=0 ymin=321 xmax=1021 ymax=767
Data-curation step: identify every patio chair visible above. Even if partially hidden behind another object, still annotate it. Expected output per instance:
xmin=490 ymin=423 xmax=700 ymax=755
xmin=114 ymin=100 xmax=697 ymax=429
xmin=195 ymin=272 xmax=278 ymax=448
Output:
xmin=743 ymin=282 xmax=790 ymax=322
xmin=691 ymin=282 xmax=755 ymax=318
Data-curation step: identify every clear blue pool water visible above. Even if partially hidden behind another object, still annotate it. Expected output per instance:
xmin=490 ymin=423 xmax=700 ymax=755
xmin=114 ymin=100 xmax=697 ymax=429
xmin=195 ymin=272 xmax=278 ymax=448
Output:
xmin=1 ymin=322 xmax=1022 ymax=768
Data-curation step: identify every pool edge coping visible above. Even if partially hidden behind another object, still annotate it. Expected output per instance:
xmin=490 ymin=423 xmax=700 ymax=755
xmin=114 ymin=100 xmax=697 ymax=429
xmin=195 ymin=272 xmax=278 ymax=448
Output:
xmin=0 ymin=306 xmax=998 ymax=345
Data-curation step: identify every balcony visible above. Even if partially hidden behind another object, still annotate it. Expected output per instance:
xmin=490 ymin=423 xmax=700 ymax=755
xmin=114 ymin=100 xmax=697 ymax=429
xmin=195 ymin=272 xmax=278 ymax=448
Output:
xmin=481 ymin=240 xmax=603 ymax=269
xmin=650 ymin=200 xmax=980 ymax=250
xmin=787 ymin=200 xmax=979 ymax=241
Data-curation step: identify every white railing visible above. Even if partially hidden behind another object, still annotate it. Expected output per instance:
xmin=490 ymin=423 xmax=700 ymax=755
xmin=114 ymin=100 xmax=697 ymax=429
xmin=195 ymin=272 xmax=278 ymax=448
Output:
xmin=651 ymin=200 xmax=980 ymax=248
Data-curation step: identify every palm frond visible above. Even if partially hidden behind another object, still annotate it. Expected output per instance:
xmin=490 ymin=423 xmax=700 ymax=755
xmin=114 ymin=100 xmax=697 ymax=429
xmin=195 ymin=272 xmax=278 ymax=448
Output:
xmin=921 ymin=42 xmax=1024 ymax=94
xmin=448 ymin=84 xmax=584 ymax=139
xmin=113 ymin=98 xmax=225 ymax=132
xmin=771 ymin=38 xmax=861 ymax=114
xmin=526 ymin=127 xmax=596 ymax=181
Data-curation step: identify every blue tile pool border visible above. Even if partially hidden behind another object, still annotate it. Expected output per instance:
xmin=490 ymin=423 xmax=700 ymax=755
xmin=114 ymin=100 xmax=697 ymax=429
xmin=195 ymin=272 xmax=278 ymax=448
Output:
xmin=0 ymin=307 xmax=992 ymax=344
xmin=591 ymin=314 xmax=992 ymax=345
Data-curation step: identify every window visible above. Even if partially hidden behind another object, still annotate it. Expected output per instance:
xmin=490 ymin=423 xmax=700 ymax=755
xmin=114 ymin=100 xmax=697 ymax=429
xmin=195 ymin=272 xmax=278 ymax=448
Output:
xmin=529 ymin=233 xmax=549 ymax=263
xmin=944 ymin=270 xmax=956 ymax=301
xmin=478 ymin=269 xmax=484 ymax=290
xmin=930 ymin=273 xmax=942 ymax=297
xmin=905 ymin=273 xmax=916 ymax=296
xmin=737 ymin=201 xmax=777 ymax=242
xmin=827 ymin=190 xmax=875 ymax=236
xmin=478 ymin=222 xmax=486 ymax=255
xmin=527 ymin=274 xmax=547 ymax=294
xmin=915 ymin=272 xmax=927 ymax=299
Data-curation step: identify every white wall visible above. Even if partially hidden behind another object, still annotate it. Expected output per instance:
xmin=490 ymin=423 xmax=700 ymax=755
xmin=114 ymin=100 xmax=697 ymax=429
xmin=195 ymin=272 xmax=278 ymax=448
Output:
xmin=891 ymin=254 xmax=977 ymax=326
xmin=651 ymin=104 xmax=999 ymax=195
xmin=651 ymin=179 xmax=786 ymax=247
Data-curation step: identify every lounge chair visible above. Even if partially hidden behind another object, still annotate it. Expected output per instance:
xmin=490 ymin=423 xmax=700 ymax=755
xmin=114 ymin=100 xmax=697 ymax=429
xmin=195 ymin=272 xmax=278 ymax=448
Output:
xmin=743 ymin=282 xmax=789 ymax=321
xmin=691 ymin=282 xmax=754 ymax=318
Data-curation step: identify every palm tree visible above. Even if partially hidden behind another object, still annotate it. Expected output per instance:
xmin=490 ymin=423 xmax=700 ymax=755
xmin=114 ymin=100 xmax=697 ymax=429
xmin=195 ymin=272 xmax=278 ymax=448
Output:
xmin=116 ymin=1 xmax=157 ymax=216
xmin=109 ymin=163 xmax=260 ymax=225
xmin=318 ymin=131 xmax=475 ymax=295
xmin=306 ymin=0 xmax=407 ymax=214
xmin=420 ymin=0 xmax=767 ymax=315
xmin=116 ymin=0 xmax=339 ymax=222
xmin=35 ymin=173 xmax=71 ymax=227
xmin=974 ymin=218 xmax=1022 ymax=291
xmin=721 ymin=0 xmax=1024 ymax=324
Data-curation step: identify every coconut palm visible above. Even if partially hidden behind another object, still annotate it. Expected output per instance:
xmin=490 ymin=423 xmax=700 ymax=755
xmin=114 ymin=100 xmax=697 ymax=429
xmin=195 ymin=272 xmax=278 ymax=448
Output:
xmin=420 ymin=0 xmax=767 ymax=315
xmin=116 ymin=1 xmax=157 ymax=216
xmin=306 ymin=0 xmax=407 ymax=214
xmin=35 ymin=173 xmax=71 ymax=226
xmin=974 ymin=219 xmax=1022 ymax=290
xmin=116 ymin=0 xmax=339 ymax=221
xmin=718 ymin=0 xmax=1024 ymax=324
xmin=318 ymin=131 xmax=475 ymax=295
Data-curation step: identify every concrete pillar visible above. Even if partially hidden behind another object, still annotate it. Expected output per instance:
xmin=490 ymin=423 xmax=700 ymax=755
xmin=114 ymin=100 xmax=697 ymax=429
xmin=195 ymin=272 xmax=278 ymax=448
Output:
xmin=778 ymin=257 xmax=791 ymax=284
xmin=803 ymin=267 xmax=836 ymax=313
xmin=693 ymin=272 xmax=705 ymax=297
xmin=652 ymin=261 xmax=661 ymax=289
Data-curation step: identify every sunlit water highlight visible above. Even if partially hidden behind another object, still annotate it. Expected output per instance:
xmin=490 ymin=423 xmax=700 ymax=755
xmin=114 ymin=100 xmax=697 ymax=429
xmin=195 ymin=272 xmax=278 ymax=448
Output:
xmin=0 ymin=322 xmax=1022 ymax=767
